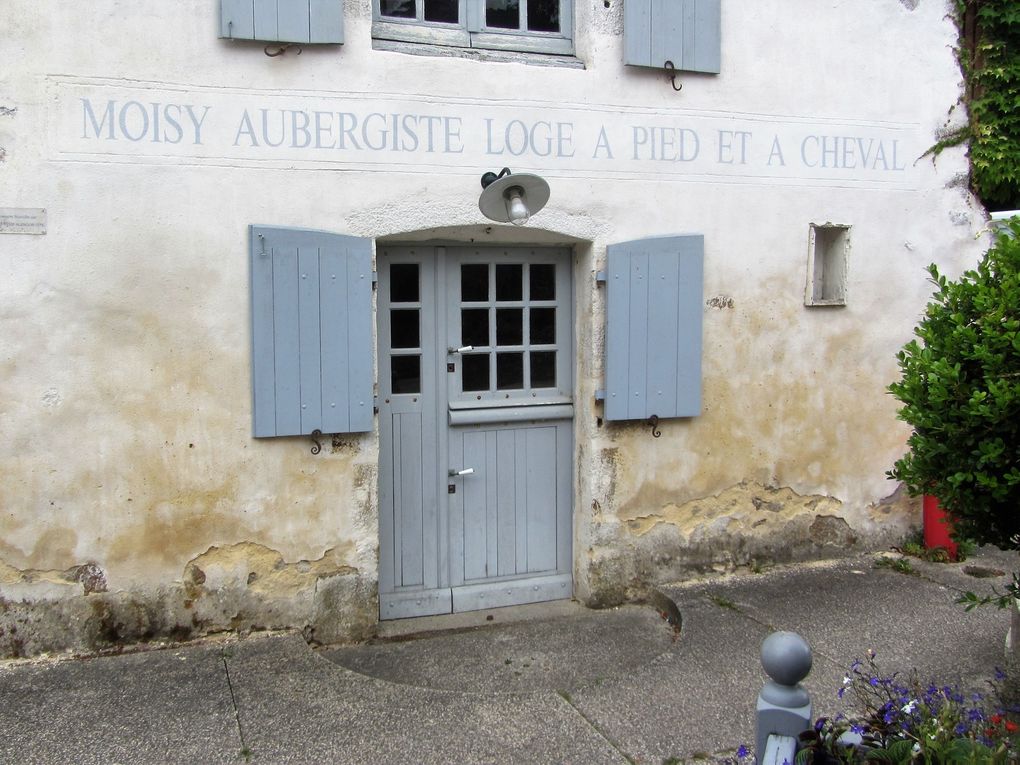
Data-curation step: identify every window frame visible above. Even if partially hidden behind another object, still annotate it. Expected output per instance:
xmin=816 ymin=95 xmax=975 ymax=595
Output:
xmin=372 ymin=0 xmax=574 ymax=56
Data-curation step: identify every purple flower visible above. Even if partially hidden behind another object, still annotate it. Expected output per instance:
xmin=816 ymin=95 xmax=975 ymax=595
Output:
xmin=850 ymin=723 xmax=865 ymax=735
xmin=869 ymin=677 xmax=880 ymax=687
xmin=955 ymin=723 xmax=968 ymax=735
xmin=996 ymin=667 xmax=1007 ymax=681
xmin=837 ymin=687 xmax=846 ymax=699
xmin=736 ymin=745 xmax=749 ymax=759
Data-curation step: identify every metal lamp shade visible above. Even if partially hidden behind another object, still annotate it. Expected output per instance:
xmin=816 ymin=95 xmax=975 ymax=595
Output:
xmin=478 ymin=173 xmax=550 ymax=224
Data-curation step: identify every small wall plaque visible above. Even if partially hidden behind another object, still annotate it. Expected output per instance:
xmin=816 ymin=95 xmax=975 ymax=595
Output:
xmin=0 ymin=208 xmax=47 ymax=235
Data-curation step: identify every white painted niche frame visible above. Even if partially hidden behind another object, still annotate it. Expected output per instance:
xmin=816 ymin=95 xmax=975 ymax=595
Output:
xmin=805 ymin=223 xmax=851 ymax=307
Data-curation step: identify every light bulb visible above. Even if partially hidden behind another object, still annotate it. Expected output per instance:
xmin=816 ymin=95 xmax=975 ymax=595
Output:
xmin=505 ymin=188 xmax=530 ymax=226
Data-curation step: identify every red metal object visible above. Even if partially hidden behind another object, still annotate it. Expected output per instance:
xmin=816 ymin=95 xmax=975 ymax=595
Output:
xmin=923 ymin=495 xmax=958 ymax=559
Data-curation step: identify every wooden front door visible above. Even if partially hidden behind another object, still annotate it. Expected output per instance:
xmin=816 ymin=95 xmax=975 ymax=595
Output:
xmin=377 ymin=244 xmax=574 ymax=619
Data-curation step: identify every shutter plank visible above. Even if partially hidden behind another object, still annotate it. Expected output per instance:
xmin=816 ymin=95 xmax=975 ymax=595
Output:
xmin=309 ymin=0 xmax=344 ymax=43
xmin=277 ymin=0 xmax=312 ymax=43
xmin=250 ymin=234 xmax=277 ymax=437
xmin=646 ymin=252 xmax=681 ymax=417
xmin=649 ymin=0 xmax=681 ymax=70
xmin=272 ymin=245 xmax=302 ymax=435
xmin=221 ymin=0 xmax=256 ymax=39
xmin=687 ymin=0 xmax=721 ymax=73
xmin=675 ymin=236 xmax=704 ymax=416
xmin=623 ymin=0 xmax=653 ymax=68
xmin=626 ymin=252 xmax=650 ymax=420
xmin=319 ymin=248 xmax=350 ymax=433
xmin=605 ymin=247 xmax=631 ymax=421
xmin=346 ymin=242 xmax=373 ymax=432
xmin=253 ymin=0 xmax=280 ymax=41
xmin=298 ymin=247 xmax=322 ymax=433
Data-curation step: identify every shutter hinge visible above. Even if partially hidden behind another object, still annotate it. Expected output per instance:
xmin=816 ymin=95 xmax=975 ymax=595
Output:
xmin=595 ymin=271 xmax=607 ymax=285
xmin=594 ymin=389 xmax=606 ymax=402
xmin=371 ymin=271 xmax=378 ymax=285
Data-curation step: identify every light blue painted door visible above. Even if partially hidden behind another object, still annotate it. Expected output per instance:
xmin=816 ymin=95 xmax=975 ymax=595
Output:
xmin=378 ymin=245 xmax=574 ymax=619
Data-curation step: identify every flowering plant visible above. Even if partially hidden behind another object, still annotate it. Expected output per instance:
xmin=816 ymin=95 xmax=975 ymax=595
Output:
xmin=795 ymin=652 xmax=1018 ymax=764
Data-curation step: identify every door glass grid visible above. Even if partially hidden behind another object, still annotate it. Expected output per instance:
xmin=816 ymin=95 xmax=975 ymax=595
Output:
xmin=458 ymin=261 xmax=558 ymax=396
xmin=389 ymin=263 xmax=422 ymax=394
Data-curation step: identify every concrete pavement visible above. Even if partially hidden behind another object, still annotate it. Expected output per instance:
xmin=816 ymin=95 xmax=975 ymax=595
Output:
xmin=1 ymin=547 xmax=1016 ymax=764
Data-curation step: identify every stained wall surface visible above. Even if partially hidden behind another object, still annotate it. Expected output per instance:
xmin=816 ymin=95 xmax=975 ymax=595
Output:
xmin=0 ymin=0 xmax=990 ymax=654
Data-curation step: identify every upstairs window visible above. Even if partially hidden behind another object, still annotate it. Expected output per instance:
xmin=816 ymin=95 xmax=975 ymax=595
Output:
xmin=373 ymin=0 xmax=573 ymax=56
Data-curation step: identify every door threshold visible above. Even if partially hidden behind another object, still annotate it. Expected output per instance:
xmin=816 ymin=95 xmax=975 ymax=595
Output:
xmin=376 ymin=598 xmax=583 ymax=641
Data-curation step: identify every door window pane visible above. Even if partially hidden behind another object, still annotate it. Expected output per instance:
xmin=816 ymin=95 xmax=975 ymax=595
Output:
xmin=461 ymin=309 xmax=489 ymax=347
xmin=390 ymin=263 xmax=419 ymax=303
xmin=391 ymin=356 xmax=421 ymax=394
xmin=496 ymin=352 xmax=524 ymax=389
xmin=461 ymin=264 xmax=489 ymax=301
xmin=486 ymin=0 xmax=519 ymax=28
xmin=530 ymin=351 xmax=556 ymax=388
xmin=495 ymin=264 xmax=523 ymax=301
xmin=529 ymin=264 xmax=555 ymax=300
xmin=390 ymin=309 xmax=420 ymax=349
xmin=462 ymin=354 xmax=490 ymax=391
xmin=496 ymin=308 xmax=523 ymax=345
xmin=381 ymin=0 xmax=416 ymax=18
xmin=527 ymin=0 xmax=559 ymax=31
xmin=424 ymin=0 xmax=458 ymax=22
xmin=529 ymin=307 xmax=555 ymax=344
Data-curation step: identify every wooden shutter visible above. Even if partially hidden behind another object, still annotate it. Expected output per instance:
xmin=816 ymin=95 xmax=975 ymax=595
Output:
xmin=250 ymin=226 xmax=372 ymax=437
xmin=220 ymin=0 xmax=344 ymax=44
xmin=604 ymin=235 xmax=704 ymax=422
xmin=624 ymin=0 xmax=721 ymax=74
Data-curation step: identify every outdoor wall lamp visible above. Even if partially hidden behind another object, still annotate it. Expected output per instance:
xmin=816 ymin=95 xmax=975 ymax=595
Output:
xmin=478 ymin=168 xmax=550 ymax=226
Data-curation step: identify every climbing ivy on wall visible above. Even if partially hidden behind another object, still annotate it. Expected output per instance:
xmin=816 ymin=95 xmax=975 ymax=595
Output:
xmin=952 ymin=0 xmax=1020 ymax=210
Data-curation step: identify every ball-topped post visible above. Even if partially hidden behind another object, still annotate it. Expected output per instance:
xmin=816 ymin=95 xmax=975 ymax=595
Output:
xmin=755 ymin=631 xmax=813 ymax=765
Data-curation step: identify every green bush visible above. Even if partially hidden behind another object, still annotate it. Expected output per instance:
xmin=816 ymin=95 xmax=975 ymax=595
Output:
xmin=888 ymin=219 xmax=1020 ymax=549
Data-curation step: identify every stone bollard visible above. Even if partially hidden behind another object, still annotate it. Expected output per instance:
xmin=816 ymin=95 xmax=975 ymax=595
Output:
xmin=755 ymin=631 xmax=812 ymax=765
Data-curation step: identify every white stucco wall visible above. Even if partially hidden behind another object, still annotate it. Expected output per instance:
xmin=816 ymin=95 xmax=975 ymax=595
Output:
xmin=0 ymin=0 xmax=990 ymax=652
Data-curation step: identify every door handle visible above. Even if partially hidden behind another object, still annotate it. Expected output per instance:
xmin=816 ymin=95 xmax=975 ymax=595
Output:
xmin=447 ymin=345 xmax=474 ymax=354
xmin=448 ymin=468 xmax=475 ymax=477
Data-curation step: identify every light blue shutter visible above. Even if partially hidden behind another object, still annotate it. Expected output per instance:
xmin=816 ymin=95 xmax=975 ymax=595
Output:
xmin=220 ymin=0 xmax=344 ymax=44
xmin=604 ymin=235 xmax=704 ymax=422
xmin=250 ymin=226 xmax=372 ymax=437
xmin=624 ymin=0 xmax=721 ymax=74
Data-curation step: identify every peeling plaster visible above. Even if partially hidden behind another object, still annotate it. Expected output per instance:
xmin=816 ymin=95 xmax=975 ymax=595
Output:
xmin=620 ymin=481 xmax=843 ymax=538
xmin=0 ymin=543 xmax=376 ymax=658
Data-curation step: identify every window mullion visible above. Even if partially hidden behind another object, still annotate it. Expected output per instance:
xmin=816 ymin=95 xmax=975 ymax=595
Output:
xmin=519 ymin=0 xmax=528 ymax=32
